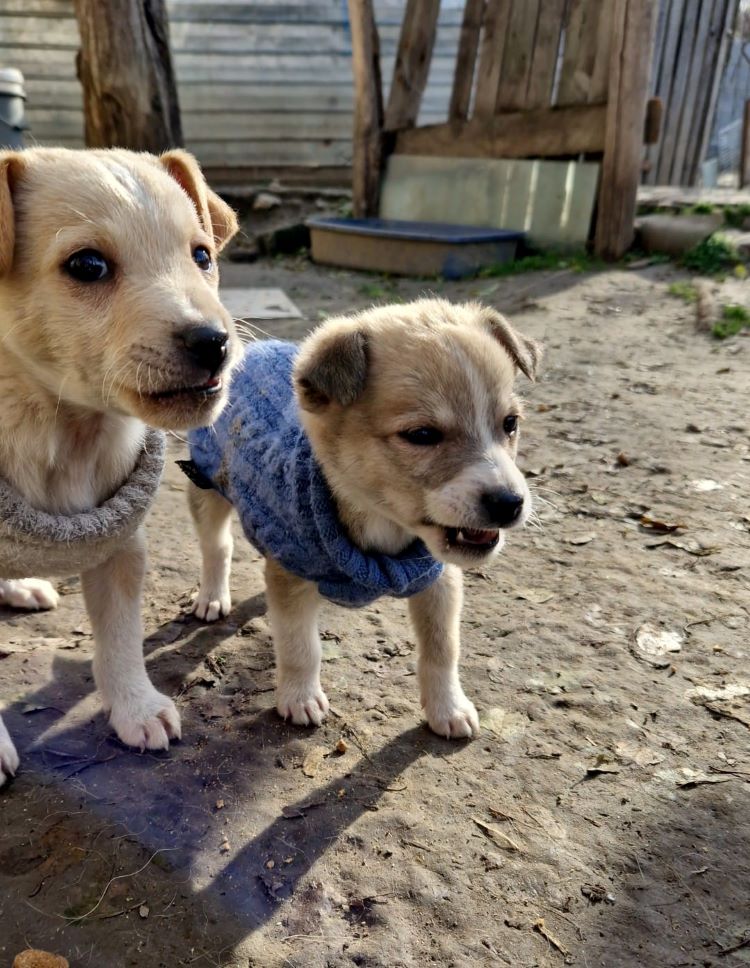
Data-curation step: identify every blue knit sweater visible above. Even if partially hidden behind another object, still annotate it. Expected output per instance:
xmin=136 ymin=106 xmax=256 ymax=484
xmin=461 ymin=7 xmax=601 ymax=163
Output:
xmin=187 ymin=340 xmax=443 ymax=608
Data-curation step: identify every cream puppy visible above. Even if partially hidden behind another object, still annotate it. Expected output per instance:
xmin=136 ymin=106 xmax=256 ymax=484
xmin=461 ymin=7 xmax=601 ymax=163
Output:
xmin=186 ymin=300 xmax=541 ymax=738
xmin=0 ymin=147 xmax=240 ymax=784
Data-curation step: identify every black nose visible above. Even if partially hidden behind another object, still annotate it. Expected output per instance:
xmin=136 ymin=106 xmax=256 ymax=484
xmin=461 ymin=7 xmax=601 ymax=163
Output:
xmin=177 ymin=325 xmax=228 ymax=376
xmin=481 ymin=489 xmax=524 ymax=528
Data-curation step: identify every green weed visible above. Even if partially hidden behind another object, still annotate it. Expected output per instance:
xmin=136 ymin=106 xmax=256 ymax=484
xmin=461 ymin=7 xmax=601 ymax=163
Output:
xmin=667 ymin=281 xmax=698 ymax=302
xmin=681 ymin=234 xmax=741 ymax=275
xmin=713 ymin=303 xmax=750 ymax=339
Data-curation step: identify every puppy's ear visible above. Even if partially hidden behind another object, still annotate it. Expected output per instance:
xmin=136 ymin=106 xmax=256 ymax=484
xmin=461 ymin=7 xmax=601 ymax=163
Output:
xmin=481 ymin=307 xmax=543 ymax=382
xmin=0 ymin=152 xmax=25 ymax=276
xmin=294 ymin=326 xmax=369 ymax=412
xmin=159 ymin=149 xmax=239 ymax=252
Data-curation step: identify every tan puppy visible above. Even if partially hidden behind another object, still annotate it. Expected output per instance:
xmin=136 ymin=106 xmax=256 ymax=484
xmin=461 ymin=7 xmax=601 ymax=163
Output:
xmin=187 ymin=299 xmax=541 ymax=738
xmin=0 ymin=147 xmax=240 ymax=784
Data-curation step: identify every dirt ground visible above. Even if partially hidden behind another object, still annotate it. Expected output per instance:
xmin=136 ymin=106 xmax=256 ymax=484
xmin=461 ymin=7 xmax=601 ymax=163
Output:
xmin=1 ymin=256 xmax=749 ymax=968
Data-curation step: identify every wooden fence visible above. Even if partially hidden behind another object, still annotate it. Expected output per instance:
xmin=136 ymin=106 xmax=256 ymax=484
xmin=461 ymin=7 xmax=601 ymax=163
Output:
xmin=644 ymin=0 xmax=739 ymax=185
xmin=0 ymin=0 xmax=464 ymax=177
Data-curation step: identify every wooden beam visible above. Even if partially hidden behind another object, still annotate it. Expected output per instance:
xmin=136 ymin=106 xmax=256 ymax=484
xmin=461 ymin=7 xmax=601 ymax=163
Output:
xmin=695 ymin=0 xmax=739 ymax=186
xmin=348 ymin=0 xmax=384 ymax=217
xmin=449 ymin=0 xmax=485 ymax=121
xmin=595 ymin=0 xmax=658 ymax=260
xmin=384 ymin=0 xmax=441 ymax=132
xmin=393 ymin=104 xmax=607 ymax=158
xmin=740 ymin=99 xmax=750 ymax=189
xmin=495 ymin=0 xmax=541 ymax=112
xmin=525 ymin=0 xmax=566 ymax=109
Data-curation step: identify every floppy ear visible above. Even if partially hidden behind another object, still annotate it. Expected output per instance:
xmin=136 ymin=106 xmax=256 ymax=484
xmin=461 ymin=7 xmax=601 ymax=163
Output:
xmin=480 ymin=307 xmax=543 ymax=382
xmin=0 ymin=152 xmax=25 ymax=276
xmin=294 ymin=324 xmax=369 ymax=412
xmin=159 ymin=149 xmax=239 ymax=252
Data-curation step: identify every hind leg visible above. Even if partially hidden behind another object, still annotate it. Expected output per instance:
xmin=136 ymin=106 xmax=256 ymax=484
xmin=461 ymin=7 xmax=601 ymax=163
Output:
xmin=188 ymin=483 xmax=234 ymax=622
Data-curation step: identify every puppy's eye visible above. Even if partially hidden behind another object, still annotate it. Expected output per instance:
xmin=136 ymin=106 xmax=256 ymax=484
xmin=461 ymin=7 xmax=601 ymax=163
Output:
xmin=503 ymin=414 xmax=519 ymax=435
xmin=193 ymin=245 xmax=213 ymax=271
xmin=63 ymin=249 xmax=111 ymax=283
xmin=398 ymin=427 xmax=444 ymax=446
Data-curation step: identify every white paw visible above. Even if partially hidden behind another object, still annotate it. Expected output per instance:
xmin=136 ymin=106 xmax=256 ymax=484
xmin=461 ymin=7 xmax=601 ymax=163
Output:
xmin=192 ymin=586 xmax=231 ymax=623
xmin=0 ymin=578 xmax=59 ymax=611
xmin=277 ymin=679 xmax=330 ymax=727
xmin=108 ymin=689 xmax=181 ymax=751
xmin=0 ymin=719 xmax=19 ymax=786
xmin=423 ymin=691 xmax=480 ymax=739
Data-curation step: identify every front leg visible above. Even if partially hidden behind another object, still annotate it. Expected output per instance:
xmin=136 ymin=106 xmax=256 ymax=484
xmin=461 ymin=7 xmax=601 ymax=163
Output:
xmin=265 ymin=556 xmax=328 ymax=726
xmin=408 ymin=564 xmax=479 ymax=739
xmin=81 ymin=527 xmax=180 ymax=750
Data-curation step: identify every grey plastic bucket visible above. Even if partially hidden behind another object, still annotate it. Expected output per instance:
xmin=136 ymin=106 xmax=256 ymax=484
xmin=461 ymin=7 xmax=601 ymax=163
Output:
xmin=0 ymin=68 xmax=27 ymax=149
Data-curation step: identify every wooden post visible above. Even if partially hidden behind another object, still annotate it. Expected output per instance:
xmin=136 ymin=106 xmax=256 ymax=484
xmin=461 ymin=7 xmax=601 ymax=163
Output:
xmin=74 ymin=0 xmax=182 ymax=151
xmin=740 ymin=99 xmax=750 ymax=189
xmin=384 ymin=0 xmax=441 ymax=132
xmin=595 ymin=0 xmax=658 ymax=260
xmin=348 ymin=0 xmax=384 ymax=217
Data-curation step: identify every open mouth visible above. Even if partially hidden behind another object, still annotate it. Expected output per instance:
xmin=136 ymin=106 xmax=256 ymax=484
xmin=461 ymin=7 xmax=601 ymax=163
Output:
xmin=444 ymin=526 xmax=500 ymax=554
xmin=147 ymin=377 xmax=223 ymax=402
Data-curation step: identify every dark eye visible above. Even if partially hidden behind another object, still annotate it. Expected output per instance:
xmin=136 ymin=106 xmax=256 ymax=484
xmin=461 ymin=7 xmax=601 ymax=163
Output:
xmin=63 ymin=249 xmax=111 ymax=283
xmin=503 ymin=414 xmax=519 ymax=435
xmin=193 ymin=245 xmax=213 ymax=271
xmin=398 ymin=427 xmax=444 ymax=446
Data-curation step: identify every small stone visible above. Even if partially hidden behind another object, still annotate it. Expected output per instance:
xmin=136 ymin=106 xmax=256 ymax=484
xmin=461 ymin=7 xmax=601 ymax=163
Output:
xmin=215 ymin=798 xmax=225 ymax=810
xmin=335 ymin=738 xmax=348 ymax=754
xmin=138 ymin=904 xmax=149 ymax=919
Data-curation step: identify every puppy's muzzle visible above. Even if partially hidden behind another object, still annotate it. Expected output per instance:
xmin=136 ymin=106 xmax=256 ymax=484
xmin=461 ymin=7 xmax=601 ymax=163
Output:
xmin=177 ymin=324 xmax=228 ymax=378
xmin=481 ymin=488 xmax=524 ymax=528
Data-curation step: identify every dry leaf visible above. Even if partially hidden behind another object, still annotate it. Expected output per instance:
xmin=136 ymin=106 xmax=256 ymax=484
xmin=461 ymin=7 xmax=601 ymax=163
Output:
xmin=639 ymin=514 xmax=686 ymax=534
xmin=302 ymin=745 xmax=328 ymax=778
xmin=533 ymin=918 xmax=570 ymax=957
xmin=568 ymin=533 xmax=596 ymax=545
xmin=480 ymin=707 xmax=526 ymax=740
xmin=614 ymin=741 xmax=665 ymax=767
xmin=687 ymin=683 xmax=750 ymax=731
xmin=645 ymin=537 xmax=719 ymax=556
xmin=471 ymin=817 xmax=522 ymax=852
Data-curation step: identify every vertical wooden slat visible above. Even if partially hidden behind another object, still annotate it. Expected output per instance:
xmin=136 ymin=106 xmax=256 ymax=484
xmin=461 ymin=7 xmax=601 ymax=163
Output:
xmin=588 ymin=0 xmax=616 ymax=103
xmin=473 ymin=0 xmax=512 ymax=119
xmin=683 ymin=0 xmax=732 ymax=184
xmin=384 ymin=0 xmax=441 ymax=132
xmin=348 ymin=0 xmax=384 ymax=217
xmin=556 ymin=0 xmax=604 ymax=106
xmin=695 ymin=0 xmax=739 ymax=185
xmin=495 ymin=0 xmax=542 ymax=112
xmin=595 ymin=0 xmax=658 ymax=259
xmin=525 ymin=0 xmax=567 ymax=109
xmin=643 ymin=0 xmax=674 ymax=184
xmin=669 ymin=0 xmax=716 ymax=184
xmin=655 ymin=0 xmax=696 ymax=183
xmin=449 ymin=0 xmax=486 ymax=121
xmin=740 ymin=99 xmax=750 ymax=188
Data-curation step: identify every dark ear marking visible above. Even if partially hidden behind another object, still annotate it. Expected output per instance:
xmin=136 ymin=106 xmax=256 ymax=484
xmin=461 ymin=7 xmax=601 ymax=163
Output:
xmin=481 ymin=308 xmax=543 ymax=382
xmin=295 ymin=329 xmax=369 ymax=411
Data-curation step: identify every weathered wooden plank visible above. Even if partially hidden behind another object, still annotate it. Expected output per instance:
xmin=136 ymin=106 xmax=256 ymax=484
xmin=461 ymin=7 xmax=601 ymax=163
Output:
xmin=495 ymin=0 xmax=542 ymax=112
xmin=393 ymin=104 xmax=608 ymax=158
xmin=655 ymin=0 xmax=696 ymax=183
xmin=740 ymin=99 xmax=750 ymax=189
xmin=348 ymin=0 xmax=384 ymax=217
xmin=472 ymin=0 xmax=512 ymax=120
xmin=448 ymin=0 xmax=484 ymax=121
xmin=669 ymin=0 xmax=715 ymax=184
xmin=588 ymin=0 xmax=615 ymax=103
xmin=556 ymin=0 xmax=604 ymax=106
xmin=525 ymin=0 xmax=567 ymax=109
xmin=595 ymin=0 xmax=658 ymax=259
xmin=384 ymin=0 xmax=441 ymax=132
xmin=692 ymin=0 xmax=738 ymax=186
